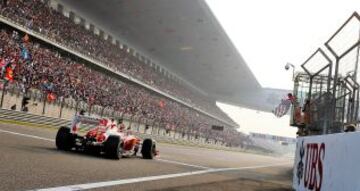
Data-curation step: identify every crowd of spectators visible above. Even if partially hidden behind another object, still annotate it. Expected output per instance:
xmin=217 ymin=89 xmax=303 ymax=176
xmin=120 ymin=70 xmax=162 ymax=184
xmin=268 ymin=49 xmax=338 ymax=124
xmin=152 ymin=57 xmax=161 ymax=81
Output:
xmin=0 ymin=0 xmax=234 ymax=124
xmin=0 ymin=26 xmax=248 ymax=147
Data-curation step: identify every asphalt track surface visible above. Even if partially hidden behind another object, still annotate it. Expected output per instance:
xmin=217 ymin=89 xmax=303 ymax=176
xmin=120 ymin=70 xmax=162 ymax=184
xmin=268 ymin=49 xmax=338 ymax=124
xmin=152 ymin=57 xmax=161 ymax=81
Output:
xmin=0 ymin=123 xmax=294 ymax=191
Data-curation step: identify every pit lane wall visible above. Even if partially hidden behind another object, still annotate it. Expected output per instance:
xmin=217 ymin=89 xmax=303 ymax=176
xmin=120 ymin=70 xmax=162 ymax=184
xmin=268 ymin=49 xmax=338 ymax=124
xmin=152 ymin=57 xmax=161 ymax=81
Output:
xmin=293 ymin=132 xmax=360 ymax=191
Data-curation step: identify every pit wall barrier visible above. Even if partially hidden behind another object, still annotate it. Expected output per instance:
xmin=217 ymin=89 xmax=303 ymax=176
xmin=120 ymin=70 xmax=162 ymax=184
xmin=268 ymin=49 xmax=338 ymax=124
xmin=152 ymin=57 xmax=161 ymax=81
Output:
xmin=0 ymin=88 xmax=232 ymax=149
xmin=293 ymin=132 xmax=360 ymax=191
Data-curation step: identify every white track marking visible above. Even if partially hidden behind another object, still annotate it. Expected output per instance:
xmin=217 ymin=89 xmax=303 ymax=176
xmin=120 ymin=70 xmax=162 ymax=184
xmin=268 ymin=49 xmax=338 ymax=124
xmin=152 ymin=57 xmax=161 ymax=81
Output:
xmin=156 ymin=158 xmax=212 ymax=169
xmin=0 ymin=129 xmax=54 ymax=142
xmin=31 ymin=163 xmax=291 ymax=191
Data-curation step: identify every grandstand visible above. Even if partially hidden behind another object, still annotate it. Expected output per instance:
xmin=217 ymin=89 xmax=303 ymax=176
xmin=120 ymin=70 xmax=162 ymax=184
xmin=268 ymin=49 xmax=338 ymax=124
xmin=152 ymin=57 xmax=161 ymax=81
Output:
xmin=0 ymin=0 xmax=272 ymax=149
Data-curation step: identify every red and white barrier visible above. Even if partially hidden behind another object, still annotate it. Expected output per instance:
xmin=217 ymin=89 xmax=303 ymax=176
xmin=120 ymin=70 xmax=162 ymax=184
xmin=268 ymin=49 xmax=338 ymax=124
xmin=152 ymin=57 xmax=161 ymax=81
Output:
xmin=293 ymin=132 xmax=360 ymax=191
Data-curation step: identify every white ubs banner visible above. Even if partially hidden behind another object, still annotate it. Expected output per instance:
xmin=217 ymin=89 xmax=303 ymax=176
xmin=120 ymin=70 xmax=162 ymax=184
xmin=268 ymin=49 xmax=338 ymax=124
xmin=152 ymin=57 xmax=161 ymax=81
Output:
xmin=293 ymin=132 xmax=360 ymax=191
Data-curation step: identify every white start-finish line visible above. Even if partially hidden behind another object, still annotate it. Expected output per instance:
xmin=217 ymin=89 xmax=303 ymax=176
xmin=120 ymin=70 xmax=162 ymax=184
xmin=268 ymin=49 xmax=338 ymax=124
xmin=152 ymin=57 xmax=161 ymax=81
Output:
xmin=0 ymin=128 xmax=291 ymax=191
xmin=31 ymin=163 xmax=290 ymax=191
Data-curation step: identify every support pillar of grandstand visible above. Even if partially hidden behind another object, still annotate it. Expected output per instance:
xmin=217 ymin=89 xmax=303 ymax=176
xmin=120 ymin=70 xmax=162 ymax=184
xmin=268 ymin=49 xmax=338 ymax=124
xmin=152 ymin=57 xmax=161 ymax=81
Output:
xmin=89 ymin=24 xmax=95 ymax=33
xmin=107 ymin=35 xmax=113 ymax=43
xmin=79 ymin=17 xmax=86 ymax=28
xmin=69 ymin=11 xmax=75 ymax=22
xmin=57 ymin=4 xmax=63 ymax=13
xmin=99 ymin=30 xmax=105 ymax=40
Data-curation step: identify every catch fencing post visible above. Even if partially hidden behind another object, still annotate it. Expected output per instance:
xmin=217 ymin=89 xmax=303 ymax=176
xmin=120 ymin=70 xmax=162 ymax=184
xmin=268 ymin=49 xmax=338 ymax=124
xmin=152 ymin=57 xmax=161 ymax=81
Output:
xmin=136 ymin=116 xmax=141 ymax=132
xmin=59 ymin=97 xmax=64 ymax=118
xmin=75 ymin=100 xmax=80 ymax=114
xmin=157 ymin=123 xmax=162 ymax=135
xmin=88 ymin=104 xmax=92 ymax=116
xmin=42 ymin=92 xmax=46 ymax=115
xmin=129 ymin=114 xmax=135 ymax=131
xmin=150 ymin=120 xmax=156 ymax=135
xmin=143 ymin=119 xmax=148 ymax=134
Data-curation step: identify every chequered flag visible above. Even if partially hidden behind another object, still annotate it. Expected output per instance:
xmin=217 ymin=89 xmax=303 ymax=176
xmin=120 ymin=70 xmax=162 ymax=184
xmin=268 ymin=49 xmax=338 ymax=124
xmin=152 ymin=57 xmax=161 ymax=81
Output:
xmin=273 ymin=99 xmax=292 ymax=118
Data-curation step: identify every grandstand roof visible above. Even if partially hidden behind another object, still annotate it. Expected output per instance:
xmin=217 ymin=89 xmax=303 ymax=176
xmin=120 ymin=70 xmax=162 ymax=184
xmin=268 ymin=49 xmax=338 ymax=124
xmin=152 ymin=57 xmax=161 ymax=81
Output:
xmin=59 ymin=0 xmax=264 ymax=109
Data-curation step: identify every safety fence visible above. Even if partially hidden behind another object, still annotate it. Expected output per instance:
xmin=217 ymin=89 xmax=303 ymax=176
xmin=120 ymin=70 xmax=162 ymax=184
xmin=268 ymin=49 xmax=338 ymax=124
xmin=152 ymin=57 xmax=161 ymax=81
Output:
xmin=291 ymin=12 xmax=360 ymax=135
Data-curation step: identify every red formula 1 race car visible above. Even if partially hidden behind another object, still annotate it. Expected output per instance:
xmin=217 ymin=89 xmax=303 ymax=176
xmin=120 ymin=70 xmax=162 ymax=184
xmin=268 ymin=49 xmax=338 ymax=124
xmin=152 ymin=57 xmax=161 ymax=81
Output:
xmin=55 ymin=116 xmax=158 ymax=160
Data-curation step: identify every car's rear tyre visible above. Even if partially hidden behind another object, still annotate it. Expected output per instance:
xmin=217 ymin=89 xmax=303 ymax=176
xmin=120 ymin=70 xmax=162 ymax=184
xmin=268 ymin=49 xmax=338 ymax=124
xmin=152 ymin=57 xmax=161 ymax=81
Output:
xmin=141 ymin=139 xmax=156 ymax=159
xmin=104 ymin=136 xmax=122 ymax=159
xmin=56 ymin=126 xmax=74 ymax=151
